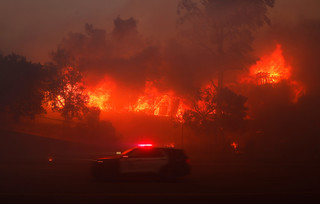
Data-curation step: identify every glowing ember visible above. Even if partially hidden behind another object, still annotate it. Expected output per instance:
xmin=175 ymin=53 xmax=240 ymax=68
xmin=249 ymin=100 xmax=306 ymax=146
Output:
xmin=230 ymin=142 xmax=239 ymax=153
xmin=231 ymin=142 xmax=238 ymax=148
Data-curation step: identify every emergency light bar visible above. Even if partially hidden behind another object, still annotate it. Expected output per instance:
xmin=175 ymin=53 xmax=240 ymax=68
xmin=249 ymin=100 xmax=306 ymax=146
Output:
xmin=138 ymin=144 xmax=153 ymax=147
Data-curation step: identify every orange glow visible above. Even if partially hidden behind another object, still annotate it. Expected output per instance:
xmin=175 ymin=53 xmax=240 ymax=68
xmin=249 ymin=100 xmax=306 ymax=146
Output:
xmin=250 ymin=44 xmax=290 ymax=85
xmin=165 ymin=143 xmax=175 ymax=148
xmin=56 ymin=95 xmax=65 ymax=108
xmin=175 ymin=104 xmax=185 ymax=121
xmin=84 ymin=80 xmax=188 ymax=119
xmin=231 ymin=142 xmax=238 ymax=150
xmin=87 ymin=89 xmax=111 ymax=110
xmin=244 ymin=44 xmax=305 ymax=102
xmin=48 ymin=158 xmax=53 ymax=162
xmin=86 ymin=77 xmax=116 ymax=110
xmin=134 ymin=97 xmax=153 ymax=113
xmin=129 ymin=81 xmax=187 ymax=118
xmin=290 ymin=81 xmax=305 ymax=103
xmin=134 ymin=94 xmax=174 ymax=116
xmin=132 ymin=81 xmax=167 ymax=115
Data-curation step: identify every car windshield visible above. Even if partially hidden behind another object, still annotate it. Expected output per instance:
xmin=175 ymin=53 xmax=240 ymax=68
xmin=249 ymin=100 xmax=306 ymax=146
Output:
xmin=121 ymin=147 xmax=165 ymax=158
xmin=121 ymin=148 xmax=136 ymax=155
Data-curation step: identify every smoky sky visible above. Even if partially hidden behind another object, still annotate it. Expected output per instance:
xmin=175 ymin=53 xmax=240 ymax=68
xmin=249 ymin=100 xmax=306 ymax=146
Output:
xmin=0 ymin=0 xmax=179 ymax=63
xmin=1 ymin=0 xmax=320 ymax=102
xmin=1 ymin=0 xmax=320 ymax=63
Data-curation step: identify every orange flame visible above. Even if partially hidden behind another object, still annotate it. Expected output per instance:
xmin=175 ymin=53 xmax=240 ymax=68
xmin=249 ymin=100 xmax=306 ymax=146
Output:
xmin=86 ymin=44 xmax=306 ymax=119
xmin=87 ymin=89 xmax=111 ymax=111
xmin=244 ymin=44 xmax=305 ymax=102
xmin=86 ymin=80 xmax=187 ymax=119
xmin=87 ymin=77 xmax=116 ymax=110
xmin=132 ymin=82 xmax=184 ymax=117
xmin=250 ymin=44 xmax=291 ymax=85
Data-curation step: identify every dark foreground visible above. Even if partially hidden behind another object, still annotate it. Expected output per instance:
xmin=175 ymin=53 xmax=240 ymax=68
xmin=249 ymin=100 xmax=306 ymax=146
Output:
xmin=1 ymin=159 xmax=320 ymax=203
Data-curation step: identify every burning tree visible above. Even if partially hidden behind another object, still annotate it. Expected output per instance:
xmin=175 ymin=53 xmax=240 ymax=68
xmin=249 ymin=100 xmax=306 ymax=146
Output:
xmin=183 ymin=83 xmax=217 ymax=127
xmin=45 ymin=65 xmax=89 ymax=120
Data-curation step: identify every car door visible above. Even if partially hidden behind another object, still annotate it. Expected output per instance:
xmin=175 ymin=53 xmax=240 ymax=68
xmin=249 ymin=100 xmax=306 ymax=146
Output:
xmin=141 ymin=148 xmax=167 ymax=173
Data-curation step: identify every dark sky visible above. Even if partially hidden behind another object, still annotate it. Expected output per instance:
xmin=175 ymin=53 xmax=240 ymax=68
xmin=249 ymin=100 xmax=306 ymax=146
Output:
xmin=0 ymin=0 xmax=319 ymax=63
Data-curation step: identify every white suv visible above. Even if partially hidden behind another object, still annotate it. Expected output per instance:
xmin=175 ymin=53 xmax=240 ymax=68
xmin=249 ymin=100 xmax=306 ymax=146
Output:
xmin=91 ymin=145 xmax=190 ymax=180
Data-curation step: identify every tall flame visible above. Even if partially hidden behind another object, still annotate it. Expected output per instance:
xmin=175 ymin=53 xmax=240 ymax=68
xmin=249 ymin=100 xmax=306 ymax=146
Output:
xmin=244 ymin=44 xmax=305 ymax=102
xmin=250 ymin=44 xmax=291 ymax=85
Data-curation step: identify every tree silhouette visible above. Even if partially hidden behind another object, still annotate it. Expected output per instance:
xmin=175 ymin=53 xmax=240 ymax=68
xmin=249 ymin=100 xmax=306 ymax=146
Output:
xmin=0 ymin=54 xmax=45 ymax=121
xmin=183 ymin=82 xmax=247 ymax=130
xmin=183 ymin=83 xmax=217 ymax=128
xmin=183 ymin=82 xmax=247 ymax=149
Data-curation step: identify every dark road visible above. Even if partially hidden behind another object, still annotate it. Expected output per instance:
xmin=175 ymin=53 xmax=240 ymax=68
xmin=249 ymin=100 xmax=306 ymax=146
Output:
xmin=1 ymin=160 xmax=319 ymax=203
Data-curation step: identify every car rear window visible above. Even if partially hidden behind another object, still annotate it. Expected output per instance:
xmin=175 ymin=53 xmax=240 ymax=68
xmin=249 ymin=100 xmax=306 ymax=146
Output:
xmin=162 ymin=148 xmax=187 ymax=160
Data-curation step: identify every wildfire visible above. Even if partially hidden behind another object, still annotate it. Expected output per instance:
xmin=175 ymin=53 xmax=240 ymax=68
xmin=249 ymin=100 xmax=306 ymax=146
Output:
xmin=132 ymin=82 xmax=184 ymax=117
xmin=85 ymin=44 xmax=305 ymax=119
xmin=244 ymin=44 xmax=305 ymax=102
xmin=86 ymin=80 xmax=187 ymax=119
xmin=250 ymin=44 xmax=291 ymax=85
xmin=86 ymin=77 xmax=116 ymax=111
xmin=87 ymin=89 xmax=111 ymax=111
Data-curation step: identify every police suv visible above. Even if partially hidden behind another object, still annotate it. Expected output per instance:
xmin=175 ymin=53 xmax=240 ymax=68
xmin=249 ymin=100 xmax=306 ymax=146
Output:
xmin=91 ymin=144 xmax=190 ymax=180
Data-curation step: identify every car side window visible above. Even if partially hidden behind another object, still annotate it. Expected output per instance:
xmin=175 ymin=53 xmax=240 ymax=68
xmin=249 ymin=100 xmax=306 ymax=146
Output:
xmin=128 ymin=148 xmax=164 ymax=158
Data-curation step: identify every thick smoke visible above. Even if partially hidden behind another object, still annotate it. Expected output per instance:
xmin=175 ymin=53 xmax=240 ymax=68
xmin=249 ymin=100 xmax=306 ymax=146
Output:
xmin=52 ymin=17 xmax=162 ymax=101
xmin=52 ymin=16 xmax=219 ymax=104
xmin=273 ymin=19 xmax=320 ymax=95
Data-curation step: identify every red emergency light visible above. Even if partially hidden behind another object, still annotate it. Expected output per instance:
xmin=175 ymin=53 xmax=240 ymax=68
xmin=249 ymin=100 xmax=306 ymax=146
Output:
xmin=138 ymin=144 xmax=153 ymax=147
